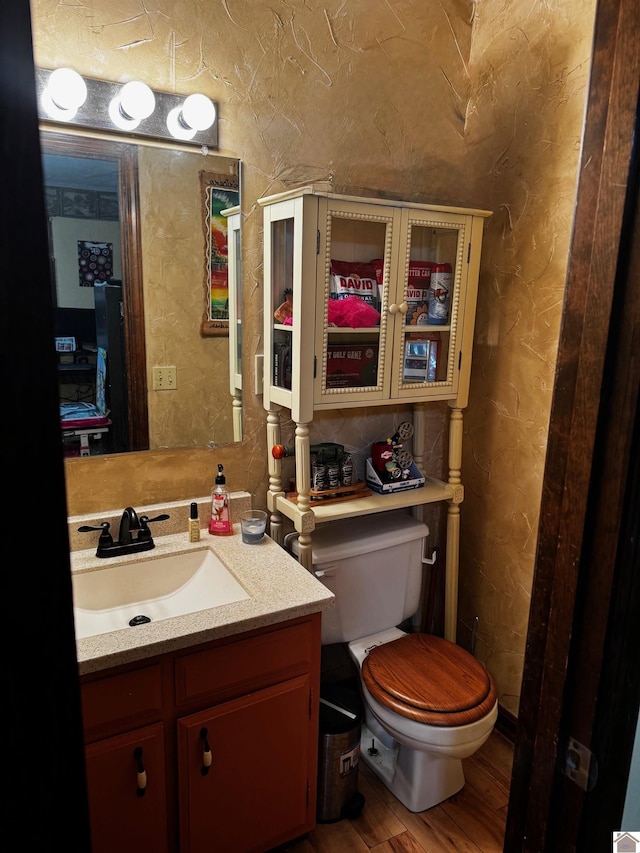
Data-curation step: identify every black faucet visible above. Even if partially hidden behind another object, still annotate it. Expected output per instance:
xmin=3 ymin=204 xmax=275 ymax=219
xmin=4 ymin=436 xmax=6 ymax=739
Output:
xmin=118 ymin=506 xmax=140 ymax=545
xmin=79 ymin=508 xmax=170 ymax=558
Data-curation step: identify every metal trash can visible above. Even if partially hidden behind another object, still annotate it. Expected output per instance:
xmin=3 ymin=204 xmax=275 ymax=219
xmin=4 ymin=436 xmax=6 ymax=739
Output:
xmin=316 ymin=683 xmax=365 ymax=823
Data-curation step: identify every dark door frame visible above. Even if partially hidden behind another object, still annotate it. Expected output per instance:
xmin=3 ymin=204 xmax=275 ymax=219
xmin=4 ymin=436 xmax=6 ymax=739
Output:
xmin=1 ymin=0 xmax=92 ymax=847
xmin=505 ymin=0 xmax=640 ymax=848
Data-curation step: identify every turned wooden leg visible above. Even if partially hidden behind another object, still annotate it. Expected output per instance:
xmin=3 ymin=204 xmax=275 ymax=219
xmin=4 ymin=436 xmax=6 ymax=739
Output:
xmin=266 ymin=408 xmax=284 ymax=545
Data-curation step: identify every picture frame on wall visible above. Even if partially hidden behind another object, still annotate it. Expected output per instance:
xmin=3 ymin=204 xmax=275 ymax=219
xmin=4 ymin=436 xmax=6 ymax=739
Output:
xmin=200 ymin=168 xmax=240 ymax=338
xmin=61 ymin=188 xmax=97 ymax=219
xmin=97 ymin=192 xmax=119 ymax=220
xmin=45 ymin=186 xmax=60 ymax=216
xmin=77 ymin=240 xmax=114 ymax=288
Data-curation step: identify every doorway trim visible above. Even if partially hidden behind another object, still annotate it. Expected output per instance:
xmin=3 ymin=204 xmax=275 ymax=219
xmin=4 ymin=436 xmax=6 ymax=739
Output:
xmin=504 ymin=0 xmax=640 ymax=847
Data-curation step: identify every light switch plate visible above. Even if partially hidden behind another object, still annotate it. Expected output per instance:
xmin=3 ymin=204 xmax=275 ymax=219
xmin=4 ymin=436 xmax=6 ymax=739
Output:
xmin=152 ymin=366 xmax=177 ymax=390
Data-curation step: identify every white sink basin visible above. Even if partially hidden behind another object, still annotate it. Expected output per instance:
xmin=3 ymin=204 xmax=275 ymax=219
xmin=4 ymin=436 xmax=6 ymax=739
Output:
xmin=72 ymin=548 xmax=250 ymax=639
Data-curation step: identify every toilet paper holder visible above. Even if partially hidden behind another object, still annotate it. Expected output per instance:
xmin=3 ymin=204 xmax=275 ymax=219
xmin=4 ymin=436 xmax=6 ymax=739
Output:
xmin=422 ymin=544 xmax=437 ymax=566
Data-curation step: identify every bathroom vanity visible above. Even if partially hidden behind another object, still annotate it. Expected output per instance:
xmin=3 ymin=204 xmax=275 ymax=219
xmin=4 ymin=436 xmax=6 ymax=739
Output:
xmin=70 ymin=509 xmax=334 ymax=853
xmin=81 ymin=614 xmax=320 ymax=853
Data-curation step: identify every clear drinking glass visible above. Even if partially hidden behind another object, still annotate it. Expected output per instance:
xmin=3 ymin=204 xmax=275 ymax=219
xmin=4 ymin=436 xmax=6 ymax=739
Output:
xmin=239 ymin=510 xmax=268 ymax=544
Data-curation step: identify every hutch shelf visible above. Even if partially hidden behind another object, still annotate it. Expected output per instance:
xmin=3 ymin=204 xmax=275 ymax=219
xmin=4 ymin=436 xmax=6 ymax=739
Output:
xmin=257 ymin=186 xmax=490 ymax=640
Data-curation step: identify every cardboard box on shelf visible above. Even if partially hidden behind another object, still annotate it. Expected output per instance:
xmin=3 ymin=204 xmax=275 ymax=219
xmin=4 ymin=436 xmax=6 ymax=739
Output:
xmin=326 ymin=344 xmax=379 ymax=388
xmin=365 ymin=458 xmax=425 ymax=494
xmin=402 ymin=335 xmax=440 ymax=382
xmin=327 ymin=343 xmax=378 ymax=388
xmin=55 ymin=336 xmax=77 ymax=352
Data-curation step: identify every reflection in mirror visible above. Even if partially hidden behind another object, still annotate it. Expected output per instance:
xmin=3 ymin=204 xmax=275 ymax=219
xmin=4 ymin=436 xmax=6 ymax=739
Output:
xmin=225 ymin=206 xmax=243 ymax=442
xmin=40 ymin=131 xmax=242 ymax=457
xmin=43 ymin=132 xmax=147 ymax=455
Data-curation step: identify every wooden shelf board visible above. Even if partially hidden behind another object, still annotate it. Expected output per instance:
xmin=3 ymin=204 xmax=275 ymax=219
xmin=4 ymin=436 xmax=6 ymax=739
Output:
xmin=275 ymin=477 xmax=454 ymax=525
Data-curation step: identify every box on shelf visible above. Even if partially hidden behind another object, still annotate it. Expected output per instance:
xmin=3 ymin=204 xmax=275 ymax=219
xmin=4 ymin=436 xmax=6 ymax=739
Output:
xmin=326 ymin=344 xmax=378 ymax=388
xmin=55 ymin=336 xmax=76 ymax=352
xmin=403 ymin=334 xmax=440 ymax=382
xmin=273 ymin=341 xmax=292 ymax=389
xmin=365 ymin=458 xmax=425 ymax=494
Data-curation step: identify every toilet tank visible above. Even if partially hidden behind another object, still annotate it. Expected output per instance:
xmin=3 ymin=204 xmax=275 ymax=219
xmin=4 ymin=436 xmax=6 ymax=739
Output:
xmin=285 ymin=510 xmax=429 ymax=645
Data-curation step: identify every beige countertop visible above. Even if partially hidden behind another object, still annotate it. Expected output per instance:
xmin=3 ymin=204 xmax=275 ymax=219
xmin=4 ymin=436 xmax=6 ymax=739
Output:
xmin=71 ymin=528 xmax=335 ymax=676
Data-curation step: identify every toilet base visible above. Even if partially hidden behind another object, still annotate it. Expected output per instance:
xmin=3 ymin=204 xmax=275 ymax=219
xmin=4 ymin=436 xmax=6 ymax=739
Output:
xmin=359 ymin=722 xmax=465 ymax=813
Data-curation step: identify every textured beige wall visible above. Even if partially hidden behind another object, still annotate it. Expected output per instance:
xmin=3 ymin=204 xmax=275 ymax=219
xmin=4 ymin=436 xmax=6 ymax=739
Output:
xmin=137 ymin=146 xmax=235 ymax=449
xmin=31 ymin=0 xmax=596 ymax=714
xmin=459 ymin=0 xmax=597 ymax=715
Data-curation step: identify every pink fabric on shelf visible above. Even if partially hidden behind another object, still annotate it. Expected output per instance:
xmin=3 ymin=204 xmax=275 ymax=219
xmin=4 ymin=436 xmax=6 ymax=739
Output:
xmin=327 ymin=295 xmax=381 ymax=328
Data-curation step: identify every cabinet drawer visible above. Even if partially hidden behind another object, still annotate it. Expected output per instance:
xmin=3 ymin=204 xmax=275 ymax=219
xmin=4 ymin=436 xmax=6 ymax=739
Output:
xmin=82 ymin=664 xmax=163 ymax=740
xmin=175 ymin=620 xmax=315 ymax=706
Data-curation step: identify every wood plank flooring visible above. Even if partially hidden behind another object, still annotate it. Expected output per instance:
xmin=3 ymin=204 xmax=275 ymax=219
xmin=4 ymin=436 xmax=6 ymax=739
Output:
xmin=275 ymin=730 xmax=513 ymax=853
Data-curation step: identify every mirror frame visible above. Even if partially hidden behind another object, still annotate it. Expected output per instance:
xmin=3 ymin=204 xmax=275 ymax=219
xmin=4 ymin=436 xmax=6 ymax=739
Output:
xmin=41 ymin=130 xmax=149 ymax=450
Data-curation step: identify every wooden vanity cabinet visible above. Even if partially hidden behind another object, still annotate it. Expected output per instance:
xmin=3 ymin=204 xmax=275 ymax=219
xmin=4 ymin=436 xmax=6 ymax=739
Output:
xmin=80 ymin=613 xmax=322 ymax=853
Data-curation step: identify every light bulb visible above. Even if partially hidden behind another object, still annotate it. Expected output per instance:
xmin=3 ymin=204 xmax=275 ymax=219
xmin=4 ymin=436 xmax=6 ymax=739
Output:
xmin=181 ymin=94 xmax=216 ymax=131
xmin=167 ymin=93 xmax=216 ymax=140
xmin=109 ymin=80 xmax=156 ymax=130
xmin=41 ymin=68 xmax=87 ymax=120
xmin=166 ymin=106 xmax=197 ymax=140
xmin=120 ymin=81 xmax=155 ymax=120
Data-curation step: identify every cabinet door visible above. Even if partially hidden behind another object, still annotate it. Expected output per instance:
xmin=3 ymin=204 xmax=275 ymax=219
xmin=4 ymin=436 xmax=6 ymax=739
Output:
xmin=84 ymin=722 xmax=169 ymax=853
xmin=313 ymin=196 xmax=401 ymax=411
xmin=389 ymin=207 xmax=479 ymax=403
xmin=178 ymin=675 xmax=314 ymax=853
xmin=263 ymin=192 xmax=319 ymax=423
xmin=315 ymin=203 xmax=485 ymax=408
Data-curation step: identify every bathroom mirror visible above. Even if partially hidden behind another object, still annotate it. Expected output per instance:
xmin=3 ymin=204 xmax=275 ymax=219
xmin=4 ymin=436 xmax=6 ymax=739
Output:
xmin=41 ymin=130 xmax=242 ymax=456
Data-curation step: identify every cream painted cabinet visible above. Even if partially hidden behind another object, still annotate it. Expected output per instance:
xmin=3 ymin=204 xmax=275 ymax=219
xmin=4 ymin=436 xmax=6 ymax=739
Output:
xmin=260 ymin=186 xmax=489 ymax=420
xmin=259 ymin=187 xmax=489 ymax=640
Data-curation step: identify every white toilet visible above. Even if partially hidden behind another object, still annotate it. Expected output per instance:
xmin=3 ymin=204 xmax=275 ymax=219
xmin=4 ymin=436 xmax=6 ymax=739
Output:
xmin=286 ymin=510 xmax=497 ymax=813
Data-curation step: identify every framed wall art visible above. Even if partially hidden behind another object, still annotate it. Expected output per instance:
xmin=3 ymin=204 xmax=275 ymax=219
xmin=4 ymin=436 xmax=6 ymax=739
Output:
xmin=200 ymin=168 xmax=240 ymax=337
xmin=78 ymin=240 xmax=113 ymax=288
xmin=97 ymin=192 xmax=119 ymax=220
xmin=62 ymin=188 xmax=98 ymax=219
xmin=45 ymin=186 xmax=60 ymax=216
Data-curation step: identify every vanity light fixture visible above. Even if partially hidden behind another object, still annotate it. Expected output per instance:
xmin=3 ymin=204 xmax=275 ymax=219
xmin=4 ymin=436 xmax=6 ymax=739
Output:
xmin=35 ymin=68 xmax=218 ymax=149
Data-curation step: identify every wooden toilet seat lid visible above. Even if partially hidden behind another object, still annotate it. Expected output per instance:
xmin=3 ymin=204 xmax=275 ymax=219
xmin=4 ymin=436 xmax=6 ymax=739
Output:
xmin=361 ymin=634 xmax=497 ymax=727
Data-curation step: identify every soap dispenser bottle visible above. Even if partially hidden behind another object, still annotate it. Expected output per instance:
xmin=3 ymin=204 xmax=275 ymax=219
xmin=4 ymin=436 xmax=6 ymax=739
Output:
xmin=209 ymin=464 xmax=233 ymax=536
